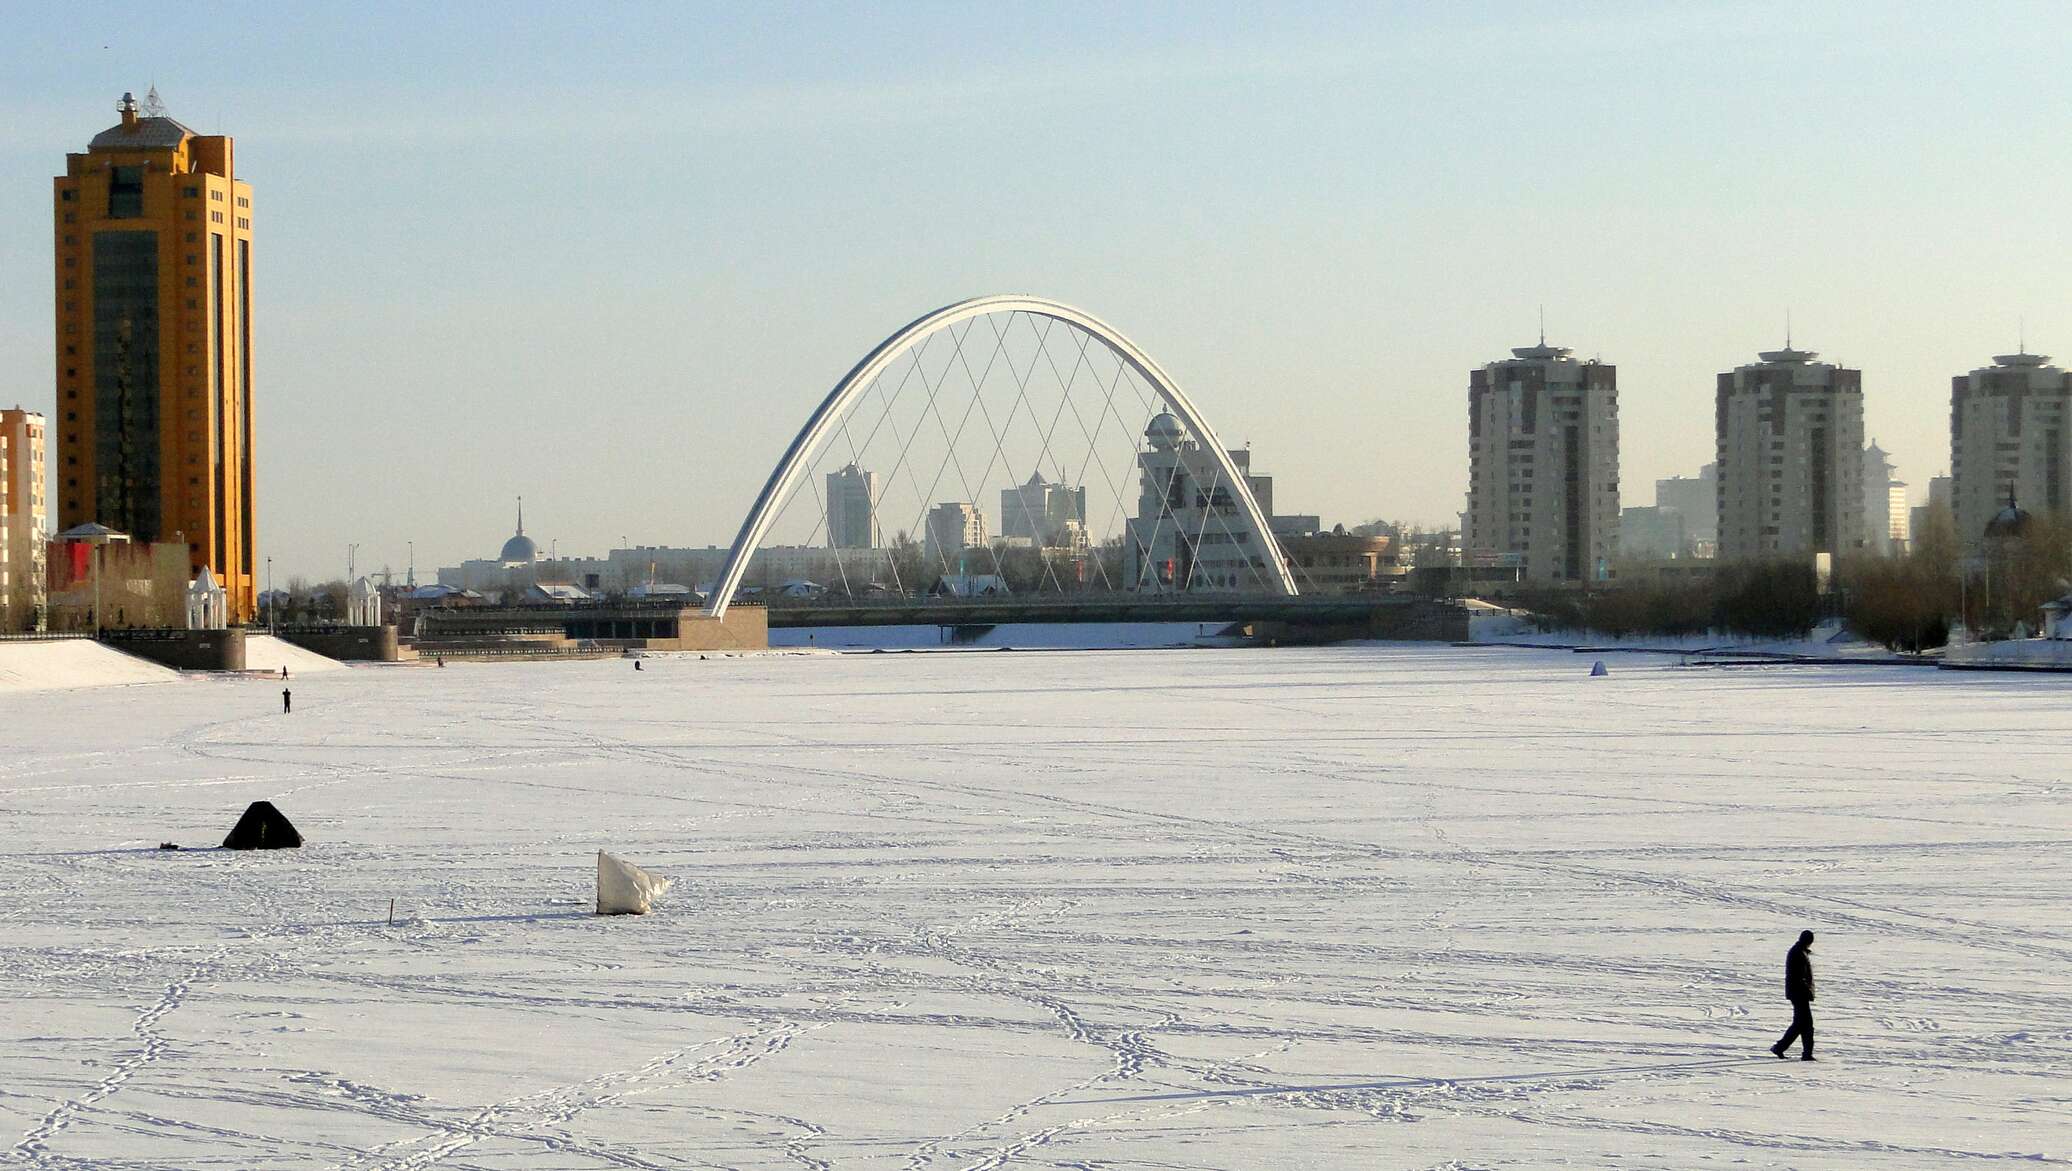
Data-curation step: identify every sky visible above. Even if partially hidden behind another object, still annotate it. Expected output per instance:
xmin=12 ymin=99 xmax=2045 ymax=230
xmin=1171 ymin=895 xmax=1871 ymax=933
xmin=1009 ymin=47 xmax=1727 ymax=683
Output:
xmin=2 ymin=1 xmax=2068 ymax=582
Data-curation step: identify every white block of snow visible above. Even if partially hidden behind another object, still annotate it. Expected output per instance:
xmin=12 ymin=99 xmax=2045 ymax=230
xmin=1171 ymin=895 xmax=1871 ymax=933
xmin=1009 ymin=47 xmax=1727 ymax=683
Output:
xmin=243 ymin=634 xmax=350 ymax=676
xmin=0 ymin=639 xmax=178 ymax=693
xmin=596 ymin=851 xmax=671 ymax=915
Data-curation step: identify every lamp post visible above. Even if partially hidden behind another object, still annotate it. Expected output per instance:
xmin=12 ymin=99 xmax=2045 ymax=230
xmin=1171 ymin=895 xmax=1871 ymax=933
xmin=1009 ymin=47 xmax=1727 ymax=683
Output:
xmin=266 ymin=556 xmax=274 ymax=635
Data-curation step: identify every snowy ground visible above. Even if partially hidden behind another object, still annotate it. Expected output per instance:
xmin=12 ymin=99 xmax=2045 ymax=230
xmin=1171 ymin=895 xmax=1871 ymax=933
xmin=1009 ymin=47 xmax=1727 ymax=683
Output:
xmin=1 ymin=646 xmax=2067 ymax=1169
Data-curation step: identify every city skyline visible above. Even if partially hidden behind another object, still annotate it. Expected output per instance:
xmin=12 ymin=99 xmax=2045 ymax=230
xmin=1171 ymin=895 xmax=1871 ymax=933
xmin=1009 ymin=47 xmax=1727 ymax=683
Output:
xmin=2 ymin=4 xmax=2070 ymax=580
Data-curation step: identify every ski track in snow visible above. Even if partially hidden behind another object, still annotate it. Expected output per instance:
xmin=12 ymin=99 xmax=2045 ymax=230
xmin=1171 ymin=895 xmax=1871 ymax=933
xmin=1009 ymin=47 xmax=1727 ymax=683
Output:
xmin=0 ymin=645 xmax=2068 ymax=1168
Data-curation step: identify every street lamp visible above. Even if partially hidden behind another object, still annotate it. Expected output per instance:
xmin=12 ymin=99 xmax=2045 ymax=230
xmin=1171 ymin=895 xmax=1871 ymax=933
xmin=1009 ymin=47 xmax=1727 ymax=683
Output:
xmin=266 ymin=556 xmax=274 ymax=635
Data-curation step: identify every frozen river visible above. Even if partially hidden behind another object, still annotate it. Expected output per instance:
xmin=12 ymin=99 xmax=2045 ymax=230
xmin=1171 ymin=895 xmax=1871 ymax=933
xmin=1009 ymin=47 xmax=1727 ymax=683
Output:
xmin=1 ymin=645 xmax=2066 ymax=1168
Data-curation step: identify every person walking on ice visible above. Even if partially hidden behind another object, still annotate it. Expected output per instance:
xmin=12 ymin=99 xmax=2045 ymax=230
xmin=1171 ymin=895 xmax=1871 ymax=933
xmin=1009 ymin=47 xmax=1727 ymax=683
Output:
xmin=281 ymin=688 xmax=292 ymax=715
xmin=1771 ymin=930 xmax=1816 ymax=1060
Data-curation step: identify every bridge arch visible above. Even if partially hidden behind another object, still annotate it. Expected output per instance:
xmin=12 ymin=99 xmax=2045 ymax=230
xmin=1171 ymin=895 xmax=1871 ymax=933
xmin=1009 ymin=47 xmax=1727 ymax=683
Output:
xmin=703 ymin=294 xmax=1297 ymax=618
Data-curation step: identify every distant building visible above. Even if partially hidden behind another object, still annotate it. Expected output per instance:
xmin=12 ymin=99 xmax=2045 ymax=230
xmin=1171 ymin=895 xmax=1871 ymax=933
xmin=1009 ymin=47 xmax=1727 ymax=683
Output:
xmin=1910 ymin=475 xmax=1954 ymax=550
xmin=1464 ymin=341 xmax=1619 ymax=582
xmin=1619 ymin=505 xmax=1688 ymax=561
xmin=1 ymin=408 xmax=47 ymax=628
xmin=825 ymin=463 xmax=879 ymax=550
xmin=55 ymin=92 xmax=257 ymax=618
xmin=998 ymin=472 xmax=1087 ymax=546
xmin=1863 ymin=440 xmax=1904 ymax=555
xmin=1278 ymin=523 xmax=1400 ymax=593
xmin=923 ymin=502 xmax=987 ymax=573
xmin=1951 ymin=350 xmax=2072 ymax=549
xmin=438 ymin=499 xmax=553 ymax=595
xmin=1125 ymin=413 xmax=1275 ymax=592
xmin=1655 ymin=464 xmax=1718 ymax=555
xmin=43 ymin=523 xmax=191 ymax=631
xmin=1716 ymin=344 xmax=1864 ymax=560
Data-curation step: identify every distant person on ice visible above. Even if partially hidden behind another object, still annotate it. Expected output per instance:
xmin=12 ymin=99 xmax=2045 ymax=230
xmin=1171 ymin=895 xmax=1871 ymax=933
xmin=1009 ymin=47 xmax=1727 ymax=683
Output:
xmin=1771 ymin=930 xmax=1816 ymax=1060
xmin=280 ymin=665 xmax=288 ymax=680
xmin=281 ymin=688 xmax=292 ymax=715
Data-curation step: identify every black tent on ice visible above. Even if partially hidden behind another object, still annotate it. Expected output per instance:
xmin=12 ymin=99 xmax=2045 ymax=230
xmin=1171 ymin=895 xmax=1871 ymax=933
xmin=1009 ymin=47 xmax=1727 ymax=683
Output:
xmin=222 ymin=801 xmax=303 ymax=850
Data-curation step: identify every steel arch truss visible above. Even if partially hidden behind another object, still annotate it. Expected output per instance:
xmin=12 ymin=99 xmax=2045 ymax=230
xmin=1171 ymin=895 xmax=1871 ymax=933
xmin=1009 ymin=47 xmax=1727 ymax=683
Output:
xmin=703 ymin=294 xmax=1298 ymax=617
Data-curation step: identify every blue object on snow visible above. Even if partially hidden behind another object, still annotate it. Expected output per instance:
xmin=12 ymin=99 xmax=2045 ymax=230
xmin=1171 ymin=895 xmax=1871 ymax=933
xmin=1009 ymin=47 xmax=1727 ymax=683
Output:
xmin=1589 ymin=660 xmax=1609 ymax=677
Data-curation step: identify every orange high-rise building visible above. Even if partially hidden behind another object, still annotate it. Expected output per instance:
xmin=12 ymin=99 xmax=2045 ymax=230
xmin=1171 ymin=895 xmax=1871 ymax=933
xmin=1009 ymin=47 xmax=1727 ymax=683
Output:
xmin=53 ymin=91 xmax=256 ymax=619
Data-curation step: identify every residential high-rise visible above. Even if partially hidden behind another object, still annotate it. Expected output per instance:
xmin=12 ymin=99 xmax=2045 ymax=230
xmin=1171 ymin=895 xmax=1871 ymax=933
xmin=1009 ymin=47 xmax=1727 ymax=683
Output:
xmin=1654 ymin=464 xmax=1718 ymax=556
xmin=998 ymin=472 xmax=1087 ymax=546
xmin=825 ymin=463 xmax=879 ymax=549
xmin=1464 ymin=341 xmax=1619 ymax=581
xmin=1 ymin=408 xmax=49 ymax=629
xmin=1950 ymin=351 xmax=2072 ymax=546
xmin=53 ymin=92 xmax=256 ymax=619
xmin=1715 ymin=345 xmax=1864 ymax=560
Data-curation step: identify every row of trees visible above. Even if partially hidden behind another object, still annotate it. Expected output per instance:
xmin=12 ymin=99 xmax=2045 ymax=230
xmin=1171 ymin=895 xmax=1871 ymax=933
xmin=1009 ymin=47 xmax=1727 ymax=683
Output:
xmin=1843 ymin=509 xmax=2072 ymax=649
xmin=1518 ymin=561 xmax=1825 ymax=641
xmin=1517 ymin=507 xmax=2072 ymax=650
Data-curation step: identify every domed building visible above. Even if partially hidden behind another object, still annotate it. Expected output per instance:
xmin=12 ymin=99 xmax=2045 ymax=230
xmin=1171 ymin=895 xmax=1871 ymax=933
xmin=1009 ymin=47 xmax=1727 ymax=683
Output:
xmin=1984 ymin=492 xmax=2032 ymax=542
xmin=1127 ymin=413 xmax=1286 ymax=592
xmin=433 ymin=497 xmax=559 ymax=596
xmin=499 ymin=498 xmax=540 ymax=567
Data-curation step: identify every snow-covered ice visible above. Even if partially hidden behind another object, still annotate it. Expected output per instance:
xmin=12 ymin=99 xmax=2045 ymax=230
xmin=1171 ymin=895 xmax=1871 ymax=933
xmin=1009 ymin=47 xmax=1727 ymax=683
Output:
xmin=1 ymin=646 xmax=2066 ymax=1168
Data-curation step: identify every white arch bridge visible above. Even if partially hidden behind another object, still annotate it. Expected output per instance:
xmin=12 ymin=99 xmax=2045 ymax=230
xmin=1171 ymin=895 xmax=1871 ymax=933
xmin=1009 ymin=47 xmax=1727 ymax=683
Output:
xmin=702 ymin=294 xmax=1301 ymax=620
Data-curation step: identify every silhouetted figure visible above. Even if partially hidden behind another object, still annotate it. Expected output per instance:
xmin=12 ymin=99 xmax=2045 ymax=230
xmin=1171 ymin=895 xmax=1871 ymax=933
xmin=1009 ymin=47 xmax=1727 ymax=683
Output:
xmin=280 ymin=665 xmax=288 ymax=680
xmin=281 ymin=688 xmax=292 ymax=715
xmin=1771 ymin=930 xmax=1816 ymax=1060
xmin=634 ymin=659 xmax=643 ymax=671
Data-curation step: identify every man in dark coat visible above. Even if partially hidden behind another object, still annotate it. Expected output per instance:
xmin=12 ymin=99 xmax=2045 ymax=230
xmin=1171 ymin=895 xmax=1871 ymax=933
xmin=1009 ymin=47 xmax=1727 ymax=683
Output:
xmin=1771 ymin=930 xmax=1816 ymax=1060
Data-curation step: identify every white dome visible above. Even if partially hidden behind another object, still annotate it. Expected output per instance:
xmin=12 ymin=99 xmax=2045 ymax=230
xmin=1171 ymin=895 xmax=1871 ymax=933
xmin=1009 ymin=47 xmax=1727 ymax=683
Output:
xmin=1145 ymin=412 xmax=1183 ymax=451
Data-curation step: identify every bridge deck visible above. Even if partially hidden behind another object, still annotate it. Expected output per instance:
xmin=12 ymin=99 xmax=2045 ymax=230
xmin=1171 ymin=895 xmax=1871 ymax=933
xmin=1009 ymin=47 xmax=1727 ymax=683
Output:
xmin=765 ymin=594 xmax=1443 ymax=629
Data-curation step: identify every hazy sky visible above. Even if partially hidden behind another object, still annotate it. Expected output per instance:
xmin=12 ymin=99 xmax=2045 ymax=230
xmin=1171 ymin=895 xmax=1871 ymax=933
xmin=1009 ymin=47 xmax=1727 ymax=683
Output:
xmin=3 ymin=2 xmax=2068 ymax=581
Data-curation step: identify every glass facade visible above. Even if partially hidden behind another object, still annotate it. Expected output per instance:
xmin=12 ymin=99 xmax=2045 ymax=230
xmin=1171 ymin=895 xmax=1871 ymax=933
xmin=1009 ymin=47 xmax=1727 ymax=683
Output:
xmin=108 ymin=165 xmax=143 ymax=218
xmin=212 ymin=232 xmax=226 ymax=564
xmin=91 ymin=229 xmax=161 ymax=541
xmin=237 ymin=237 xmax=253 ymax=579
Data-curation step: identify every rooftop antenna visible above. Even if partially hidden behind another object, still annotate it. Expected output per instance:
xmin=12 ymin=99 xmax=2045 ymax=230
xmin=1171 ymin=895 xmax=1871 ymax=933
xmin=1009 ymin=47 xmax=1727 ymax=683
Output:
xmin=516 ymin=495 xmax=524 ymax=536
xmin=141 ymin=84 xmax=165 ymax=118
xmin=1538 ymin=304 xmax=1546 ymax=346
xmin=2019 ymin=314 xmax=2027 ymax=355
xmin=1785 ymin=308 xmax=1792 ymax=349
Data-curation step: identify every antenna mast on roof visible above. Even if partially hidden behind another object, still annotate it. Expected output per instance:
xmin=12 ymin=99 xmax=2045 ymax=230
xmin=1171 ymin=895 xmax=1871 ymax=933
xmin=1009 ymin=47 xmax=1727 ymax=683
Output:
xmin=141 ymin=84 xmax=166 ymax=118
xmin=1785 ymin=308 xmax=1792 ymax=350
xmin=1538 ymin=304 xmax=1545 ymax=346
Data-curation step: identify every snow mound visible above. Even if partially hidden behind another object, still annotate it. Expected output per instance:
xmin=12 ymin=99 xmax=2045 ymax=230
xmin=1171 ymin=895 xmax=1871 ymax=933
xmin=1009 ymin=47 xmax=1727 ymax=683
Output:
xmin=0 ymin=638 xmax=177 ymax=692
xmin=244 ymin=634 xmax=350 ymax=675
